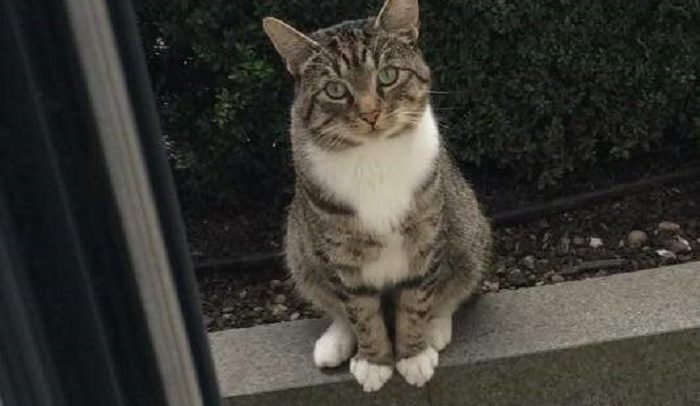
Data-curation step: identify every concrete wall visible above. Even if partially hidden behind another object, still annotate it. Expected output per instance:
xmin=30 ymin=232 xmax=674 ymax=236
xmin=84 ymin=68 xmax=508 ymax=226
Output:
xmin=210 ymin=263 xmax=700 ymax=405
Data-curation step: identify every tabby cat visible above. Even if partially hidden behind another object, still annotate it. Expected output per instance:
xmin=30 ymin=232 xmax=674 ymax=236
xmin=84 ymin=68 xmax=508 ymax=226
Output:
xmin=263 ymin=0 xmax=491 ymax=392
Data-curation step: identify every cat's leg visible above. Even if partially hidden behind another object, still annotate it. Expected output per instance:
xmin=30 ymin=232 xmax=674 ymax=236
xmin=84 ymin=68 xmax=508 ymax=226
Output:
xmin=296 ymin=280 xmax=392 ymax=391
xmin=425 ymin=314 xmax=452 ymax=352
xmin=425 ymin=237 xmax=490 ymax=353
xmin=343 ymin=294 xmax=394 ymax=392
xmin=422 ymin=264 xmax=463 ymax=353
xmin=394 ymin=287 xmax=439 ymax=387
xmin=286 ymin=232 xmax=393 ymax=390
xmin=290 ymin=268 xmax=360 ymax=369
xmin=394 ymin=245 xmax=488 ymax=387
xmin=424 ymin=281 xmax=467 ymax=354
xmin=313 ymin=317 xmax=356 ymax=368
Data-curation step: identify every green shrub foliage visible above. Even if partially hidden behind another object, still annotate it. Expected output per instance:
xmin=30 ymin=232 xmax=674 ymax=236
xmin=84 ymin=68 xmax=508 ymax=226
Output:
xmin=135 ymin=0 xmax=699 ymax=206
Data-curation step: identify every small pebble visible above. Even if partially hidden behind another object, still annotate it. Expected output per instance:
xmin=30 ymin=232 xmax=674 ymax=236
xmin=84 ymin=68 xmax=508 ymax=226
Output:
xmin=589 ymin=237 xmax=604 ymax=248
xmin=551 ymin=274 xmax=566 ymax=283
xmin=535 ymin=259 xmax=549 ymax=271
xmin=655 ymin=249 xmax=677 ymax=259
xmin=483 ymin=280 xmax=500 ymax=292
xmin=271 ymin=304 xmax=288 ymax=317
xmin=289 ymin=312 xmax=301 ymax=321
xmin=506 ymin=268 xmax=527 ymax=286
xmin=658 ymin=221 xmax=681 ymax=234
xmin=519 ymin=255 xmax=536 ymax=270
xmin=626 ymin=230 xmax=648 ymax=248
xmin=535 ymin=281 xmax=545 ymax=286
xmin=222 ymin=306 xmax=234 ymax=313
xmin=573 ymin=237 xmax=586 ymax=246
xmin=664 ymin=236 xmax=691 ymax=254
xmin=253 ymin=306 xmax=264 ymax=313
xmin=273 ymin=294 xmax=287 ymax=304
xmin=559 ymin=237 xmax=571 ymax=254
xmin=542 ymin=232 xmax=551 ymax=244
xmin=222 ymin=314 xmax=233 ymax=321
xmin=237 ymin=289 xmax=248 ymax=299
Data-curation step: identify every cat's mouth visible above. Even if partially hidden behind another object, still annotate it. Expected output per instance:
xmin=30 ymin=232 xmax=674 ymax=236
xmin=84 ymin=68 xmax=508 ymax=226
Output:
xmin=359 ymin=117 xmax=418 ymax=139
xmin=354 ymin=121 xmax=384 ymax=137
xmin=357 ymin=116 xmax=399 ymax=137
xmin=365 ymin=125 xmax=385 ymax=136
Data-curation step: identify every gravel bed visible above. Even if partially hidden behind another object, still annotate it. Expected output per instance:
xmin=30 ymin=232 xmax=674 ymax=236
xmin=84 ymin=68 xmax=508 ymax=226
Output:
xmin=196 ymin=180 xmax=699 ymax=332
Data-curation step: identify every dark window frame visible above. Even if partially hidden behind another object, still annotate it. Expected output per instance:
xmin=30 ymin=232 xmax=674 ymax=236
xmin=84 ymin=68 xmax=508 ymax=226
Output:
xmin=0 ymin=0 xmax=221 ymax=404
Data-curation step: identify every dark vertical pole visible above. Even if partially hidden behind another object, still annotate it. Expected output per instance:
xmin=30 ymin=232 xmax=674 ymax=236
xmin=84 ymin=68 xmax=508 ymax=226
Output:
xmin=104 ymin=2 xmax=223 ymax=403
xmin=0 ymin=0 xmax=222 ymax=404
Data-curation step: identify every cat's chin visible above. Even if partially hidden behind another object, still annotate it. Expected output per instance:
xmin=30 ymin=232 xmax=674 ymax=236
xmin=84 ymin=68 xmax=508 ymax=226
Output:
xmin=349 ymin=120 xmax=404 ymax=137
xmin=341 ymin=118 xmax=417 ymax=140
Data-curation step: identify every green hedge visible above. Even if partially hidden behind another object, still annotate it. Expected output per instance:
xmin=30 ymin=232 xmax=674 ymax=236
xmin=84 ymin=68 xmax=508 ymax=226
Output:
xmin=135 ymin=0 xmax=700 ymax=207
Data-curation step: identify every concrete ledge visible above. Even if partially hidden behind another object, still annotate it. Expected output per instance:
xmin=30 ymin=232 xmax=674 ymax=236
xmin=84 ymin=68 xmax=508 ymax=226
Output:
xmin=210 ymin=263 xmax=700 ymax=405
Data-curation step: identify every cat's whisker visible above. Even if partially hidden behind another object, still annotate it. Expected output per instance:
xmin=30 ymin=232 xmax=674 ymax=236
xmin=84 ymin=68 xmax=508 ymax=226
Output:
xmin=431 ymin=107 xmax=462 ymax=111
xmin=436 ymin=121 xmax=451 ymax=130
xmin=315 ymin=124 xmax=353 ymax=150
xmin=428 ymin=90 xmax=470 ymax=95
xmin=392 ymin=111 xmax=424 ymax=124
xmin=324 ymin=132 xmax=344 ymax=150
xmin=319 ymin=131 xmax=341 ymax=149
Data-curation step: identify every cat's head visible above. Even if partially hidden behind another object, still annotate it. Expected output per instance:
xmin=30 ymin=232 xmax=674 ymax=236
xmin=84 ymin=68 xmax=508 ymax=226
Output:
xmin=263 ymin=0 xmax=430 ymax=150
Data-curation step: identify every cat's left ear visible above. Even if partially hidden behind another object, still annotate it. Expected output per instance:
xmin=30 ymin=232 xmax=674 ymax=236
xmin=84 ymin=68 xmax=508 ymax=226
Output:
xmin=374 ymin=0 xmax=420 ymax=42
xmin=263 ymin=17 xmax=321 ymax=76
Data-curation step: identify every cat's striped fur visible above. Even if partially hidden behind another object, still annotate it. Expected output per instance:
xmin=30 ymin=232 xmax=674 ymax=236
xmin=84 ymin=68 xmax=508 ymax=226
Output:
xmin=263 ymin=0 xmax=491 ymax=392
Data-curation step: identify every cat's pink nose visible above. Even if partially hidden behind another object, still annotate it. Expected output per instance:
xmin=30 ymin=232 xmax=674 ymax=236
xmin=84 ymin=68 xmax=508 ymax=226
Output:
xmin=359 ymin=110 xmax=380 ymax=126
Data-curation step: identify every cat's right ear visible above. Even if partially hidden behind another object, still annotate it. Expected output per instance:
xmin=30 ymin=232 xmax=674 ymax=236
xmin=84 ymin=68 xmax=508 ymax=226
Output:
xmin=374 ymin=0 xmax=420 ymax=41
xmin=263 ymin=17 xmax=320 ymax=76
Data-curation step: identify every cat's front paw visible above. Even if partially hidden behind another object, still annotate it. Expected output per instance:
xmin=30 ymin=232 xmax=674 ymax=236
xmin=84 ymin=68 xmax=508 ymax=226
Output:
xmin=314 ymin=320 xmax=356 ymax=368
xmin=349 ymin=357 xmax=393 ymax=392
xmin=426 ymin=316 xmax=452 ymax=352
xmin=396 ymin=347 xmax=438 ymax=387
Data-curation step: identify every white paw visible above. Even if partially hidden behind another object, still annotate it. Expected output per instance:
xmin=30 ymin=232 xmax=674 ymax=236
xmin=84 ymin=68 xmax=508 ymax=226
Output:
xmin=426 ymin=317 xmax=452 ymax=352
xmin=313 ymin=320 xmax=356 ymax=368
xmin=396 ymin=347 xmax=439 ymax=387
xmin=349 ymin=357 xmax=393 ymax=392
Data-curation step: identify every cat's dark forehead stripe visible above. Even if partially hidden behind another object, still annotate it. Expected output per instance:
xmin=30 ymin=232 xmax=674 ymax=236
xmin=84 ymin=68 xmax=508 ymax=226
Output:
xmin=310 ymin=18 xmax=380 ymax=71
xmin=311 ymin=18 xmax=372 ymax=42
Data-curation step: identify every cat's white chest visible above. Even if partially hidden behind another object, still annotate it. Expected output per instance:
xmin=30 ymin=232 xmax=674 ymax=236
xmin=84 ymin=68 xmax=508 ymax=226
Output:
xmin=361 ymin=232 xmax=409 ymax=288
xmin=307 ymin=108 xmax=440 ymax=288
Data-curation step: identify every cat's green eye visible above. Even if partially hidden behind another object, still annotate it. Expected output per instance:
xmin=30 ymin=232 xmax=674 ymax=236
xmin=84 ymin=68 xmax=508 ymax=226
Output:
xmin=324 ymin=82 xmax=348 ymax=99
xmin=378 ymin=67 xmax=399 ymax=86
